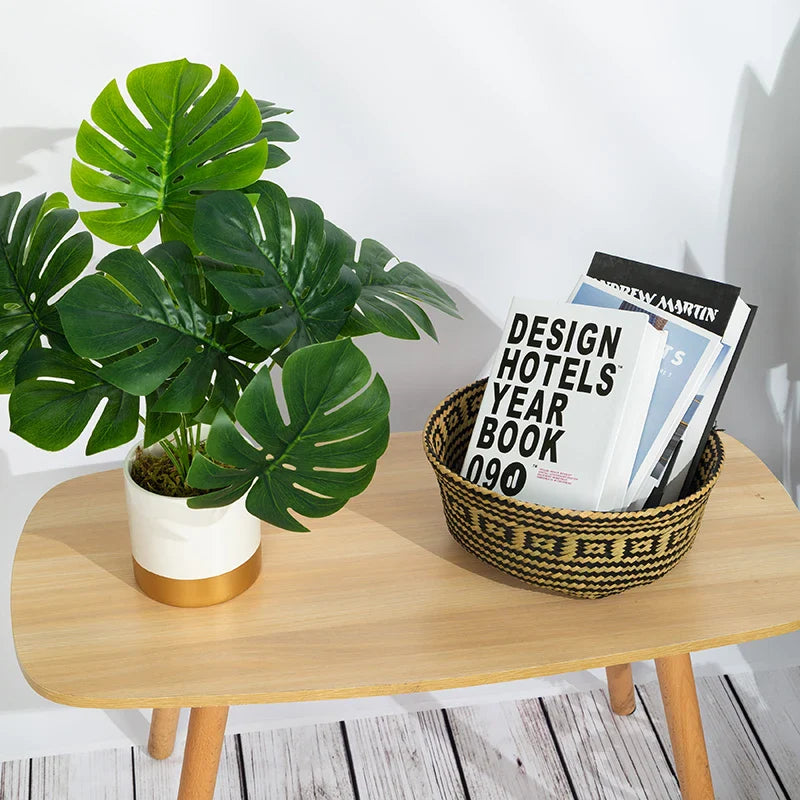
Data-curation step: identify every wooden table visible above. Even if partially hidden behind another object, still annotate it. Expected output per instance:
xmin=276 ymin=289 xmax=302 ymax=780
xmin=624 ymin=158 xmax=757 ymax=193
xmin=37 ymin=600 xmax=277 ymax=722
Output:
xmin=11 ymin=432 xmax=800 ymax=799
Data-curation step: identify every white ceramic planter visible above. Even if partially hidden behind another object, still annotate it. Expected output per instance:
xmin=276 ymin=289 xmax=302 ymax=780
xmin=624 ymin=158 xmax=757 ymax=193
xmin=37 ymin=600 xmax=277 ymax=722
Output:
xmin=123 ymin=444 xmax=262 ymax=607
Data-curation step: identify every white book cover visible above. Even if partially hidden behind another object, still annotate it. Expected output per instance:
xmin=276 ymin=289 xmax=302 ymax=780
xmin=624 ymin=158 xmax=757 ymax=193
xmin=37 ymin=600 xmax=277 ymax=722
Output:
xmin=568 ymin=276 xmax=722 ymax=507
xmin=460 ymin=298 xmax=666 ymax=512
xmin=597 ymin=328 xmax=665 ymax=509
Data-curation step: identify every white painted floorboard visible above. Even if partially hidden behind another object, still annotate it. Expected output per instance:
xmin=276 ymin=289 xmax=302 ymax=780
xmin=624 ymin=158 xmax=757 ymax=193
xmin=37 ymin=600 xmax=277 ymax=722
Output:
xmin=29 ymin=749 xmax=134 ymax=800
xmin=131 ymin=736 xmax=242 ymax=800
xmin=346 ymin=710 xmax=466 ymax=800
xmin=542 ymin=687 xmax=680 ymax=799
xmin=446 ymin=699 xmax=572 ymax=799
xmin=729 ymin=668 xmax=800 ymax=794
xmin=239 ymin=724 xmax=355 ymax=800
xmin=638 ymin=675 xmax=786 ymax=800
xmin=0 ymin=761 xmax=29 ymax=800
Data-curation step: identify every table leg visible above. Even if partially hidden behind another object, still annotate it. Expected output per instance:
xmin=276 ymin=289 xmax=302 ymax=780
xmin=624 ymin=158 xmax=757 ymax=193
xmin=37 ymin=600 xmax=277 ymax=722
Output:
xmin=177 ymin=706 xmax=230 ymax=800
xmin=655 ymin=653 xmax=714 ymax=800
xmin=148 ymin=708 xmax=181 ymax=759
xmin=605 ymin=663 xmax=636 ymax=715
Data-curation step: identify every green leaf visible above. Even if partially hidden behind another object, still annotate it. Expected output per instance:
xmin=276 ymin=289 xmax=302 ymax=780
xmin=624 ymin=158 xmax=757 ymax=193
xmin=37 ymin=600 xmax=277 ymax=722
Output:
xmin=0 ymin=192 xmax=93 ymax=392
xmin=186 ymin=339 xmax=390 ymax=531
xmin=71 ymin=59 xmax=271 ymax=249
xmin=57 ymin=241 xmax=254 ymax=415
xmin=10 ymin=347 xmax=139 ymax=455
xmin=143 ymin=385 xmax=181 ymax=448
xmin=194 ymin=183 xmax=360 ymax=362
xmin=254 ymin=100 xmax=294 ymax=121
xmin=257 ymin=121 xmax=299 ymax=143
xmin=207 ymin=99 xmax=298 ymax=170
xmin=265 ymin=146 xmax=290 ymax=170
xmin=340 ymin=239 xmax=460 ymax=341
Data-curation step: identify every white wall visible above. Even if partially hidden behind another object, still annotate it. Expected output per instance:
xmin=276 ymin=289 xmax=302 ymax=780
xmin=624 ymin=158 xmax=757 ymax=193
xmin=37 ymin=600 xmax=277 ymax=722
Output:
xmin=3 ymin=0 xmax=800 ymax=759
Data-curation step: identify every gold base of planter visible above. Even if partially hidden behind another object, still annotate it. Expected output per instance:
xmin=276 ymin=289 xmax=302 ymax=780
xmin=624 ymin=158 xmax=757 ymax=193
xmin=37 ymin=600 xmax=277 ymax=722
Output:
xmin=132 ymin=545 xmax=262 ymax=607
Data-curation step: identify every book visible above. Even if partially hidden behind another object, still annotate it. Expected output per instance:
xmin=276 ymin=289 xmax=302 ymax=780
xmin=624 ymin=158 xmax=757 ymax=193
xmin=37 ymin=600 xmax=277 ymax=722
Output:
xmin=667 ymin=300 xmax=755 ymax=501
xmin=460 ymin=298 xmax=666 ymax=511
xmin=568 ymin=276 xmax=722 ymax=507
xmin=585 ymin=252 xmax=755 ymax=504
xmin=587 ymin=252 xmax=740 ymax=337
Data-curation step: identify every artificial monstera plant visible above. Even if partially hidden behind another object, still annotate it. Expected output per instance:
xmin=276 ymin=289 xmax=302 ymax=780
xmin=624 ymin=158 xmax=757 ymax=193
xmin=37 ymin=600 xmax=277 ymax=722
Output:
xmin=1 ymin=58 xmax=458 ymax=531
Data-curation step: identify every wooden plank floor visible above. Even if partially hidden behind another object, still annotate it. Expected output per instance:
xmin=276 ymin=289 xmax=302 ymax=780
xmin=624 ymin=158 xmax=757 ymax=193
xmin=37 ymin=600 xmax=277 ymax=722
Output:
xmin=2 ymin=669 xmax=798 ymax=800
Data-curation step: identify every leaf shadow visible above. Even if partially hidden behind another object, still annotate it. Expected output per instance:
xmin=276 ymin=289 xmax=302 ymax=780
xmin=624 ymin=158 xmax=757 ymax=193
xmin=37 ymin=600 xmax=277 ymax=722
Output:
xmin=701 ymin=20 xmax=800 ymax=501
xmin=355 ymin=282 xmax=500 ymax=433
xmin=0 ymin=126 xmax=76 ymax=184
xmin=682 ymin=18 xmax=800 ymax=678
xmin=11 ymin=463 xmax=141 ymax=593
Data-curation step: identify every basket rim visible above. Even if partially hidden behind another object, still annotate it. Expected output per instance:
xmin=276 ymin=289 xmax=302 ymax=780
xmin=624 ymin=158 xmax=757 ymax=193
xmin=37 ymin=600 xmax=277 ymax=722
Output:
xmin=422 ymin=377 xmax=725 ymax=521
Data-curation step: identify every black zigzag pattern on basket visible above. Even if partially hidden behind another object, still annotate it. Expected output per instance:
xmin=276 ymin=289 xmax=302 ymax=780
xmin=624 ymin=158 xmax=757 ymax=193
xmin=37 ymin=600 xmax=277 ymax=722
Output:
xmin=423 ymin=378 xmax=724 ymax=599
xmin=448 ymin=524 xmax=698 ymax=597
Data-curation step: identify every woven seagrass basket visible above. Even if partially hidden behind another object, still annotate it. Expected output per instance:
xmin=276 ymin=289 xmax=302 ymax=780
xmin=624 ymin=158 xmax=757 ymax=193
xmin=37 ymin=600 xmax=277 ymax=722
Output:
xmin=423 ymin=378 xmax=725 ymax=599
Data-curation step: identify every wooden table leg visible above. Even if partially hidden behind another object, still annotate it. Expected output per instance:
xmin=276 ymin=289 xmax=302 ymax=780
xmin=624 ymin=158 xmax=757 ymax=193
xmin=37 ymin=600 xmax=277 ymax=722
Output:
xmin=177 ymin=706 xmax=229 ymax=800
xmin=655 ymin=653 xmax=714 ymax=800
xmin=606 ymin=663 xmax=636 ymax=715
xmin=148 ymin=708 xmax=181 ymax=759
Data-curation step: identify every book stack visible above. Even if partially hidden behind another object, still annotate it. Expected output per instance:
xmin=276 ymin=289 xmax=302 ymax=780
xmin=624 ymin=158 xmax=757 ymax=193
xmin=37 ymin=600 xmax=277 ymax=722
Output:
xmin=461 ymin=254 xmax=754 ymax=512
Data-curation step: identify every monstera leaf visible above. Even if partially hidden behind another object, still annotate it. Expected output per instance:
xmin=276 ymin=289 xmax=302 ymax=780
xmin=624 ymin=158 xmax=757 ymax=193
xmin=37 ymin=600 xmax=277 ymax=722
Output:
xmin=194 ymin=183 xmax=359 ymax=362
xmin=0 ymin=192 xmax=93 ymax=392
xmin=57 ymin=241 xmax=254 ymax=415
xmin=200 ymin=98 xmax=298 ymax=170
xmin=71 ymin=59 xmax=273 ymax=248
xmin=9 ymin=348 xmax=139 ymax=455
xmin=340 ymin=239 xmax=459 ymax=340
xmin=186 ymin=339 xmax=390 ymax=531
xmin=252 ymin=100 xmax=298 ymax=169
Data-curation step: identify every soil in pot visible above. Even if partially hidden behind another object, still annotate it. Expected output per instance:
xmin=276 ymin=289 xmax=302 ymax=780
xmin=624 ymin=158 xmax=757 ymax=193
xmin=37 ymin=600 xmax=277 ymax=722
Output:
xmin=128 ymin=445 xmax=211 ymax=498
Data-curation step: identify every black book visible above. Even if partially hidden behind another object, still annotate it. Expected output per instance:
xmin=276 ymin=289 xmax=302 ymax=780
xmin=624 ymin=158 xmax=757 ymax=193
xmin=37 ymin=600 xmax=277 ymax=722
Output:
xmin=588 ymin=252 xmax=740 ymax=337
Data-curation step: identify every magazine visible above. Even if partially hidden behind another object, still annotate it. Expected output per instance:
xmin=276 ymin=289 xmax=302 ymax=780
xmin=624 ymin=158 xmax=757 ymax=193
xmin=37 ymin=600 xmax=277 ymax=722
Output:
xmin=664 ymin=298 xmax=755 ymax=502
xmin=586 ymin=252 xmax=755 ymax=504
xmin=568 ymin=277 xmax=722 ymax=507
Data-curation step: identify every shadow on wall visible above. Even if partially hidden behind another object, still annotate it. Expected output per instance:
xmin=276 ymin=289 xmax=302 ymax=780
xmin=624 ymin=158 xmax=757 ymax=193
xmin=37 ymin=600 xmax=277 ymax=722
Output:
xmin=0 ymin=127 xmax=75 ymax=184
xmin=356 ymin=283 xmax=500 ymax=432
xmin=694 ymin=21 xmax=800 ymax=502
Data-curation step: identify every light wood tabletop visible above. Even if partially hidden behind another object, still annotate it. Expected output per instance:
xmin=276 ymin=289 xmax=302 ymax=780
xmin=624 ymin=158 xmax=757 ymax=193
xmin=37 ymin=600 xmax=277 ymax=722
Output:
xmin=11 ymin=431 xmax=800 ymax=710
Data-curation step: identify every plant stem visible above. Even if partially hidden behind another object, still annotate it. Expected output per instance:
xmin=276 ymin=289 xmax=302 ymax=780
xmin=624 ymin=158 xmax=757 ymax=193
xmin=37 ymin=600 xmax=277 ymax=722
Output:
xmin=159 ymin=436 xmax=184 ymax=477
xmin=191 ymin=421 xmax=201 ymax=458
xmin=178 ymin=415 xmax=190 ymax=475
